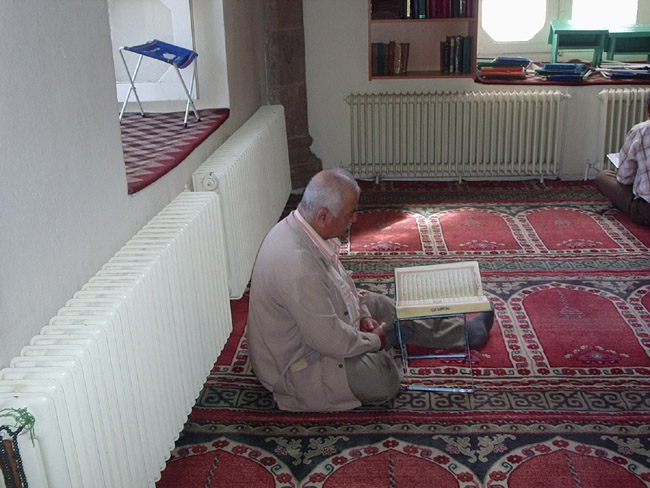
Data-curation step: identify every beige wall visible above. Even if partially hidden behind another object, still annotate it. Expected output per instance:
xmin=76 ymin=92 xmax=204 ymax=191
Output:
xmin=0 ymin=0 xmax=266 ymax=369
xmin=303 ymin=0 xmax=648 ymax=180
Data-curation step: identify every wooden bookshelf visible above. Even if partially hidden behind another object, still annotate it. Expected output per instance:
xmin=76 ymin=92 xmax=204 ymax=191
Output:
xmin=369 ymin=0 xmax=478 ymax=79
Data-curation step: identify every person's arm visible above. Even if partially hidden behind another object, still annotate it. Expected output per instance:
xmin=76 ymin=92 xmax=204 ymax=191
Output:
xmin=284 ymin=261 xmax=383 ymax=357
xmin=617 ymin=128 xmax=640 ymax=185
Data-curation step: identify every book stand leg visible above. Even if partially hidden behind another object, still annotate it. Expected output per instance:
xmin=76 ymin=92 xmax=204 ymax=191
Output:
xmin=395 ymin=314 xmax=475 ymax=393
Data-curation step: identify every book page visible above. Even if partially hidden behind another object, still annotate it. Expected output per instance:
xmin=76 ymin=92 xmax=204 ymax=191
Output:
xmin=607 ymin=152 xmax=620 ymax=168
xmin=396 ymin=262 xmax=481 ymax=306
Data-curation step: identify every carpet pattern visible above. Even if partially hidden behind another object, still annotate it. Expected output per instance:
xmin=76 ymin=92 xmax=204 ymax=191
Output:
xmin=120 ymin=108 xmax=229 ymax=194
xmin=157 ymin=180 xmax=650 ymax=488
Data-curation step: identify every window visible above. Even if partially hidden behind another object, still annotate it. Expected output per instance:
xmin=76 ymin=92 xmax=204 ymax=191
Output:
xmin=571 ymin=0 xmax=638 ymax=28
xmin=481 ymin=0 xmax=546 ymax=42
xmin=479 ymin=0 xmax=643 ymax=59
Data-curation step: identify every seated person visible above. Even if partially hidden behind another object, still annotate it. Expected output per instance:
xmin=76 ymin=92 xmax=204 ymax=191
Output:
xmin=595 ymin=92 xmax=650 ymax=226
xmin=246 ymin=168 xmax=494 ymax=412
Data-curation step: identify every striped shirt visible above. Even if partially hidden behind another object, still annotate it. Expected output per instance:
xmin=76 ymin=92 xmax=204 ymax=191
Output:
xmin=293 ymin=209 xmax=361 ymax=326
xmin=617 ymin=119 xmax=650 ymax=203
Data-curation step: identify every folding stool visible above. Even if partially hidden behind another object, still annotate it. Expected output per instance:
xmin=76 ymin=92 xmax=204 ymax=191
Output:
xmin=119 ymin=39 xmax=201 ymax=126
xmin=395 ymin=313 xmax=475 ymax=393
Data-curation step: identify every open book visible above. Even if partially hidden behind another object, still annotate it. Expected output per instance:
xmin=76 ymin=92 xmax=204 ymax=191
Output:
xmin=607 ymin=152 xmax=620 ymax=168
xmin=394 ymin=261 xmax=491 ymax=319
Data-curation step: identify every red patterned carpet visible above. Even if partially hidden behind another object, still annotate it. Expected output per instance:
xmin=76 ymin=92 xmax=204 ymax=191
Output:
xmin=157 ymin=180 xmax=650 ymax=488
xmin=120 ymin=108 xmax=229 ymax=194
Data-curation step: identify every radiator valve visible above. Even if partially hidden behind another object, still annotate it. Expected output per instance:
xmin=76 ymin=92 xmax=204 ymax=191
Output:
xmin=202 ymin=174 xmax=220 ymax=191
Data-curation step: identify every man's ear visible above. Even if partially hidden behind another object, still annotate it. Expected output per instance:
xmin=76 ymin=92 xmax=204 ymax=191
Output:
xmin=310 ymin=207 xmax=331 ymax=236
xmin=315 ymin=207 xmax=329 ymax=224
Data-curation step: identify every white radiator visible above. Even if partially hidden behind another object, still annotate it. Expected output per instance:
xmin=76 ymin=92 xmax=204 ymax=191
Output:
xmin=0 ymin=192 xmax=232 ymax=488
xmin=192 ymin=104 xmax=292 ymax=299
xmin=597 ymin=87 xmax=650 ymax=165
xmin=345 ymin=90 xmax=570 ymax=181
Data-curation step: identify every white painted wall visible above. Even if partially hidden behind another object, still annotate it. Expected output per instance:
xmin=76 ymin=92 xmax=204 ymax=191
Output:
xmin=303 ymin=0 xmax=648 ymax=180
xmin=0 ymin=0 xmax=266 ymax=369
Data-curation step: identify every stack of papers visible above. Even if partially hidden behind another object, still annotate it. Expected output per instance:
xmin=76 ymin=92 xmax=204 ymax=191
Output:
xmin=597 ymin=61 xmax=650 ymax=79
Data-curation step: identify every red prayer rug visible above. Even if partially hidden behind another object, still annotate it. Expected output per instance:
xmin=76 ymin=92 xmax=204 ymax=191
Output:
xmin=157 ymin=180 xmax=650 ymax=488
xmin=120 ymin=108 xmax=229 ymax=194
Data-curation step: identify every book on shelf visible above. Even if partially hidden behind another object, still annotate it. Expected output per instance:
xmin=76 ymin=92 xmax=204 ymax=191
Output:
xmin=394 ymin=260 xmax=491 ymax=319
xmin=429 ymin=0 xmax=472 ymax=18
xmin=371 ymin=0 xmax=401 ymax=19
xmin=371 ymin=41 xmax=410 ymax=75
xmin=418 ymin=0 xmax=427 ymax=18
xmin=400 ymin=0 xmax=412 ymax=18
xmin=448 ymin=36 xmax=456 ymax=73
xmin=440 ymin=41 xmax=449 ymax=72
xmin=373 ymin=0 xmax=472 ymax=19
xmin=408 ymin=0 xmax=426 ymax=18
xmin=440 ymin=35 xmax=472 ymax=74
xmin=462 ymin=35 xmax=471 ymax=73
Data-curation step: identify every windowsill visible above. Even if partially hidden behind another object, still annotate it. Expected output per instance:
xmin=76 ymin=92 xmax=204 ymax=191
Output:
xmin=121 ymin=108 xmax=230 ymax=194
xmin=476 ymin=67 xmax=650 ymax=86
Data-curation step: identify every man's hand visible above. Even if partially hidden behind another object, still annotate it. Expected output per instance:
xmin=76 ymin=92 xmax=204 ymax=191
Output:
xmin=370 ymin=322 xmax=387 ymax=350
xmin=360 ymin=317 xmax=380 ymax=332
xmin=360 ymin=317 xmax=387 ymax=350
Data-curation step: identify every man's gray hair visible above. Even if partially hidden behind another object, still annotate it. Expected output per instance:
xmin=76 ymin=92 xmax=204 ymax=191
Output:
xmin=299 ymin=168 xmax=360 ymax=220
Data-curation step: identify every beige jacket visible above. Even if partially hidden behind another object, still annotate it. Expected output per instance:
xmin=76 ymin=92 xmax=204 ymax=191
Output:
xmin=247 ymin=212 xmax=381 ymax=411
